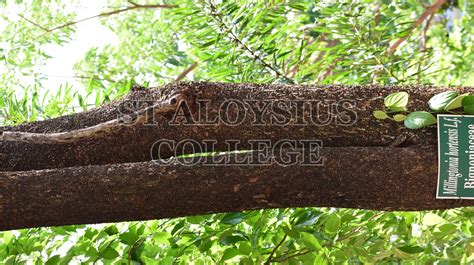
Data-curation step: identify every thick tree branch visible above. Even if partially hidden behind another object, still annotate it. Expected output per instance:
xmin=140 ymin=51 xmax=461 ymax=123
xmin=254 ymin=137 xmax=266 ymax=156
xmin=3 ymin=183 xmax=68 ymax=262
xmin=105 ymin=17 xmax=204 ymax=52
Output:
xmin=1 ymin=82 xmax=473 ymax=231
xmin=1 ymin=82 xmax=472 ymax=171
xmin=0 ymin=147 xmax=471 ymax=231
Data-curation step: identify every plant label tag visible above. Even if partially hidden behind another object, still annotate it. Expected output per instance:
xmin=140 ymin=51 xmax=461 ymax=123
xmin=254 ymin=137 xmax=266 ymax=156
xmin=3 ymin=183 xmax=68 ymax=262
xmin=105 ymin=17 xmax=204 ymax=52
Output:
xmin=437 ymin=114 xmax=474 ymax=199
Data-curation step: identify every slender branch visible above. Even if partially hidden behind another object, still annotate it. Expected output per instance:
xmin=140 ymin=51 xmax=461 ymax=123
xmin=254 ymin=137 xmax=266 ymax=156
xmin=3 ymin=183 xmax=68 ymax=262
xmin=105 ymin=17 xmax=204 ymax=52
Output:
xmin=45 ymin=74 xmax=116 ymax=82
xmin=265 ymin=234 xmax=288 ymax=264
xmin=206 ymin=2 xmax=294 ymax=84
xmin=127 ymin=1 xmax=140 ymax=7
xmin=270 ymin=248 xmax=313 ymax=263
xmin=420 ymin=13 xmax=434 ymax=51
xmin=128 ymin=237 xmax=146 ymax=265
xmin=417 ymin=13 xmax=434 ymax=83
xmin=33 ymin=2 xmax=178 ymax=40
xmin=387 ymin=0 xmax=445 ymax=55
xmin=175 ymin=62 xmax=199 ymax=82
xmin=18 ymin=14 xmax=49 ymax=31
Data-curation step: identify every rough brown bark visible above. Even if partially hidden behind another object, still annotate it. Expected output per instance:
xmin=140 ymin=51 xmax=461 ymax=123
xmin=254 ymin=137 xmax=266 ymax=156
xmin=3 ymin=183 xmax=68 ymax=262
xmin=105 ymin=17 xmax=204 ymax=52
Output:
xmin=1 ymin=147 xmax=471 ymax=231
xmin=1 ymin=82 xmax=471 ymax=171
xmin=1 ymin=82 xmax=473 ymax=230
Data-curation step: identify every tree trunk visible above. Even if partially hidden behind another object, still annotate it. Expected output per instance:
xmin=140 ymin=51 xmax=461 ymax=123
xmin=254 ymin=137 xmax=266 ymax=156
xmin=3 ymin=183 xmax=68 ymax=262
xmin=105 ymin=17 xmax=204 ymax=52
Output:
xmin=0 ymin=82 xmax=473 ymax=230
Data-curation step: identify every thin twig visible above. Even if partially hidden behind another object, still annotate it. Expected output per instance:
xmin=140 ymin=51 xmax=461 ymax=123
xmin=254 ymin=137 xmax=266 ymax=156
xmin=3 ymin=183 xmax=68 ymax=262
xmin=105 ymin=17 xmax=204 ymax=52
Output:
xmin=18 ymin=14 xmax=49 ymax=31
xmin=45 ymin=74 xmax=116 ymax=82
xmin=207 ymin=2 xmax=294 ymax=84
xmin=387 ymin=0 xmax=445 ymax=55
xmin=271 ymin=248 xmax=313 ymax=263
xmin=265 ymin=234 xmax=288 ymax=264
xmin=417 ymin=13 xmax=434 ymax=83
xmin=127 ymin=0 xmax=140 ymax=7
xmin=420 ymin=13 xmax=434 ymax=51
xmin=32 ymin=2 xmax=178 ymax=41
xmin=128 ymin=237 xmax=146 ymax=265
xmin=175 ymin=62 xmax=198 ymax=82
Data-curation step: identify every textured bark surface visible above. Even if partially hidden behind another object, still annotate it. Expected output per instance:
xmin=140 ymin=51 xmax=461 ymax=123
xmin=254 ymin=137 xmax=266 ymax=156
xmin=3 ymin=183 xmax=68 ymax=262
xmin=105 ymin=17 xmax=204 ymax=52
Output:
xmin=1 ymin=82 xmax=472 ymax=171
xmin=1 ymin=148 xmax=471 ymax=231
xmin=1 ymin=82 xmax=473 ymax=230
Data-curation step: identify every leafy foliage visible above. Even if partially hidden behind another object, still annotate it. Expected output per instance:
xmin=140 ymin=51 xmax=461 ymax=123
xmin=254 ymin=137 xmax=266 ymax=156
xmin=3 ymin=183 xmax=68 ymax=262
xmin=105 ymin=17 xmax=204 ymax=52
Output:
xmin=374 ymin=90 xmax=473 ymax=129
xmin=1 ymin=0 xmax=474 ymax=263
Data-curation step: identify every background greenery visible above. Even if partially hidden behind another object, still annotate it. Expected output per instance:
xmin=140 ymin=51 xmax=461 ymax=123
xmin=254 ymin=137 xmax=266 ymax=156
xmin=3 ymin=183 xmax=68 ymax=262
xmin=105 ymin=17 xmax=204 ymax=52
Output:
xmin=1 ymin=0 xmax=474 ymax=263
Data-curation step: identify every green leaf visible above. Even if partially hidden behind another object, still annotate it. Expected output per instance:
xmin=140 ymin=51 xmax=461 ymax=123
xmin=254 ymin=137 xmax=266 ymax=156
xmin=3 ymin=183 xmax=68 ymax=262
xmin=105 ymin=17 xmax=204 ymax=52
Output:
xmin=221 ymin=248 xmax=240 ymax=261
xmin=3 ymin=256 xmax=17 ymax=265
xmin=465 ymin=105 xmax=474 ymax=115
xmin=153 ymin=232 xmax=171 ymax=244
xmin=384 ymin=92 xmax=409 ymax=112
xmin=219 ymin=230 xmax=246 ymax=245
xmin=462 ymin=95 xmax=474 ymax=106
xmin=3 ymin=231 xmax=14 ymax=244
xmin=282 ymin=225 xmax=300 ymax=239
xmin=100 ymin=247 xmax=119 ymax=260
xmin=119 ymin=232 xmax=139 ymax=245
xmin=393 ymin=114 xmax=407 ymax=122
xmin=221 ymin=212 xmax=247 ymax=225
xmin=294 ymin=210 xmax=322 ymax=227
xmin=171 ymin=220 xmax=185 ymax=235
xmin=428 ymin=91 xmax=458 ymax=112
xmin=437 ymin=223 xmax=456 ymax=235
xmin=403 ymin=111 xmax=437 ymax=129
xmin=444 ymin=93 xmax=470 ymax=111
xmin=373 ymin=110 xmax=389 ymax=120
xmin=238 ymin=242 xmax=252 ymax=255
xmin=300 ymin=232 xmax=321 ymax=249
xmin=314 ymin=253 xmax=329 ymax=265
xmin=422 ymin=213 xmax=445 ymax=226
xmin=199 ymin=238 xmax=213 ymax=253
xmin=398 ymin=245 xmax=425 ymax=254
xmin=45 ymin=255 xmax=61 ymax=265
xmin=104 ymin=225 xmax=119 ymax=235
xmin=462 ymin=96 xmax=474 ymax=114
xmin=324 ymin=214 xmax=341 ymax=233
